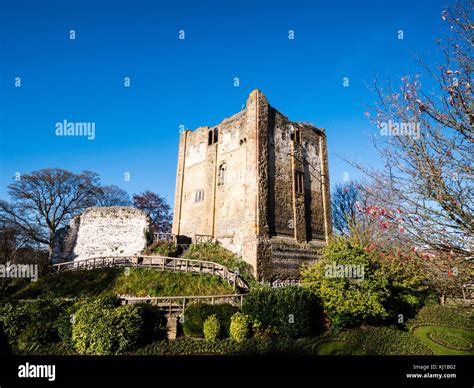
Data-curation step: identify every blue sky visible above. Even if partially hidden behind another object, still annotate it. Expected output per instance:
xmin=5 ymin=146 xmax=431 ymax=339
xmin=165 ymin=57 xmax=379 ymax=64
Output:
xmin=0 ymin=0 xmax=453 ymax=206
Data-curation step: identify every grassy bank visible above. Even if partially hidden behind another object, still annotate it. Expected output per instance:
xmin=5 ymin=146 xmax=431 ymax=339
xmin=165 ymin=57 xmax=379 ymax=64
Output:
xmin=8 ymin=267 xmax=234 ymax=300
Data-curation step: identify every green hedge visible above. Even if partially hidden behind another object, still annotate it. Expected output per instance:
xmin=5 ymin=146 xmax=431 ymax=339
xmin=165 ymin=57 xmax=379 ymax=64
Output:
xmin=242 ymin=286 xmax=323 ymax=338
xmin=0 ymin=297 xmax=72 ymax=353
xmin=134 ymin=337 xmax=314 ymax=356
xmin=428 ymin=329 xmax=472 ymax=351
xmin=71 ymin=297 xmax=167 ymax=355
xmin=183 ymin=303 xmax=238 ymax=337
xmin=407 ymin=305 xmax=474 ymax=331
xmin=0 ymin=322 xmax=11 ymax=355
xmin=333 ymin=326 xmax=434 ymax=355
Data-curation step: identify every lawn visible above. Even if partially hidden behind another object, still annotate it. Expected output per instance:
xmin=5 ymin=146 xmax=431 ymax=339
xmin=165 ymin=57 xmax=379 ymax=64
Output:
xmin=413 ymin=326 xmax=474 ymax=356
xmin=8 ymin=267 xmax=234 ymax=300
xmin=315 ymin=341 xmax=366 ymax=355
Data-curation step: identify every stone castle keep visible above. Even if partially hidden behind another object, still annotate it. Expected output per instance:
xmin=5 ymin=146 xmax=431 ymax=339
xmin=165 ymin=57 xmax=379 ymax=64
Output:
xmin=53 ymin=89 xmax=331 ymax=283
xmin=173 ymin=90 xmax=331 ymax=282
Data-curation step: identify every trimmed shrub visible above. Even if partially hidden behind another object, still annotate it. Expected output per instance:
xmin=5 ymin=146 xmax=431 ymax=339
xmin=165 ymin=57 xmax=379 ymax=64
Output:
xmin=407 ymin=304 xmax=474 ymax=331
xmin=334 ymin=326 xmax=434 ymax=355
xmin=72 ymin=298 xmax=166 ymax=355
xmin=134 ymin=337 xmax=329 ymax=356
xmin=230 ymin=313 xmax=251 ymax=343
xmin=183 ymin=303 xmax=238 ymax=337
xmin=0 ymin=297 xmax=71 ymax=352
xmin=137 ymin=303 xmax=168 ymax=344
xmin=71 ymin=298 xmax=148 ymax=355
xmin=56 ymin=311 xmax=74 ymax=349
xmin=428 ymin=329 xmax=472 ymax=351
xmin=203 ymin=314 xmax=221 ymax=342
xmin=0 ymin=321 xmax=10 ymax=355
xmin=242 ymin=286 xmax=322 ymax=338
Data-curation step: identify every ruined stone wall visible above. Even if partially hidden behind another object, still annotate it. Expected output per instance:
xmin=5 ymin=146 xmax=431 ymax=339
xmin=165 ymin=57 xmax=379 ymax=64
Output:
xmin=56 ymin=207 xmax=151 ymax=262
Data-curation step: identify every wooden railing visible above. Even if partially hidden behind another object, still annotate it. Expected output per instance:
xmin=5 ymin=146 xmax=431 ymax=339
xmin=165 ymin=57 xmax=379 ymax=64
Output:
xmin=153 ymin=232 xmax=174 ymax=243
xmin=121 ymin=293 xmax=246 ymax=316
xmin=195 ymin=234 xmax=214 ymax=244
xmin=52 ymin=255 xmax=249 ymax=291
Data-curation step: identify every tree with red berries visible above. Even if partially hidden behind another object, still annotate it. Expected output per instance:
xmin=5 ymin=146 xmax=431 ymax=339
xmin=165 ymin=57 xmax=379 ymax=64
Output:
xmin=354 ymin=2 xmax=473 ymax=256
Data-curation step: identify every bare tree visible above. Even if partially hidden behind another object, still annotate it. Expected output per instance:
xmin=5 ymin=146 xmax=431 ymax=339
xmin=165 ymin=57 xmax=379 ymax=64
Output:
xmin=331 ymin=181 xmax=364 ymax=236
xmin=95 ymin=185 xmax=131 ymax=207
xmin=353 ymin=2 xmax=473 ymax=255
xmin=0 ymin=168 xmax=100 ymax=259
xmin=132 ymin=191 xmax=172 ymax=234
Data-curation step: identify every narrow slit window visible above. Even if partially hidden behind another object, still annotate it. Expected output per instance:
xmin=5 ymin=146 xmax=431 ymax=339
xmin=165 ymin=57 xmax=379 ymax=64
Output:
xmin=194 ymin=189 xmax=204 ymax=202
xmin=294 ymin=171 xmax=304 ymax=194
xmin=217 ymin=163 xmax=226 ymax=186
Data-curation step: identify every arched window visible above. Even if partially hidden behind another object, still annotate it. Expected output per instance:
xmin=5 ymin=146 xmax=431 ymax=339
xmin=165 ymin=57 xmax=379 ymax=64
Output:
xmin=217 ymin=163 xmax=226 ymax=186
xmin=208 ymin=130 xmax=213 ymax=145
xmin=208 ymin=128 xmax=219 ymax=145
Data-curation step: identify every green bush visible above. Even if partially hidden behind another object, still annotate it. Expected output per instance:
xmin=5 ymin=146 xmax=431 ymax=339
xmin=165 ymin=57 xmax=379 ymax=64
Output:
xmin=56 ymin=311 xmax=74 ymax=349
xmin=72 ymin=299 xmax=142 ymax=355
xmin=145 ymin=241 xmax=181 ymax=257
xmin=183 ymin=303 xmax=239 ymax=337
xmin=242 ymin=286 xmax=322 ymax=338
xmin=203 ymin=314 xmax=221 ymax=342
xmin=137 ymin=303 xmax=168 ymax=344
xmin=302 ymin=237 xmax=432 ymax=329
xmin=230 ymin=313 xmax=251 ymax=343
xmin=71 ymin=297 xmax=164 ymax=355
xmin=13 ymin=341 xmax=77 ymax=356
xmin=302 ymin=237 xmax=390 ymax=328
xmin=0 ymin=297 xmax=71 ymax=352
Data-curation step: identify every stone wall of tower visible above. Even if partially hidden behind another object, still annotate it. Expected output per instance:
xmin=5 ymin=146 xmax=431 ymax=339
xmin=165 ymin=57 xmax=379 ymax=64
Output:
xmin=258 ymin=108 xmax=331 ymax=282
xmin=264 ymin=111 xmax=330 ymax=243
xmin=172 ymin=89 xmax=332 ymax=281
xmin=172 ymin=91 xmax=262 ymax=275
